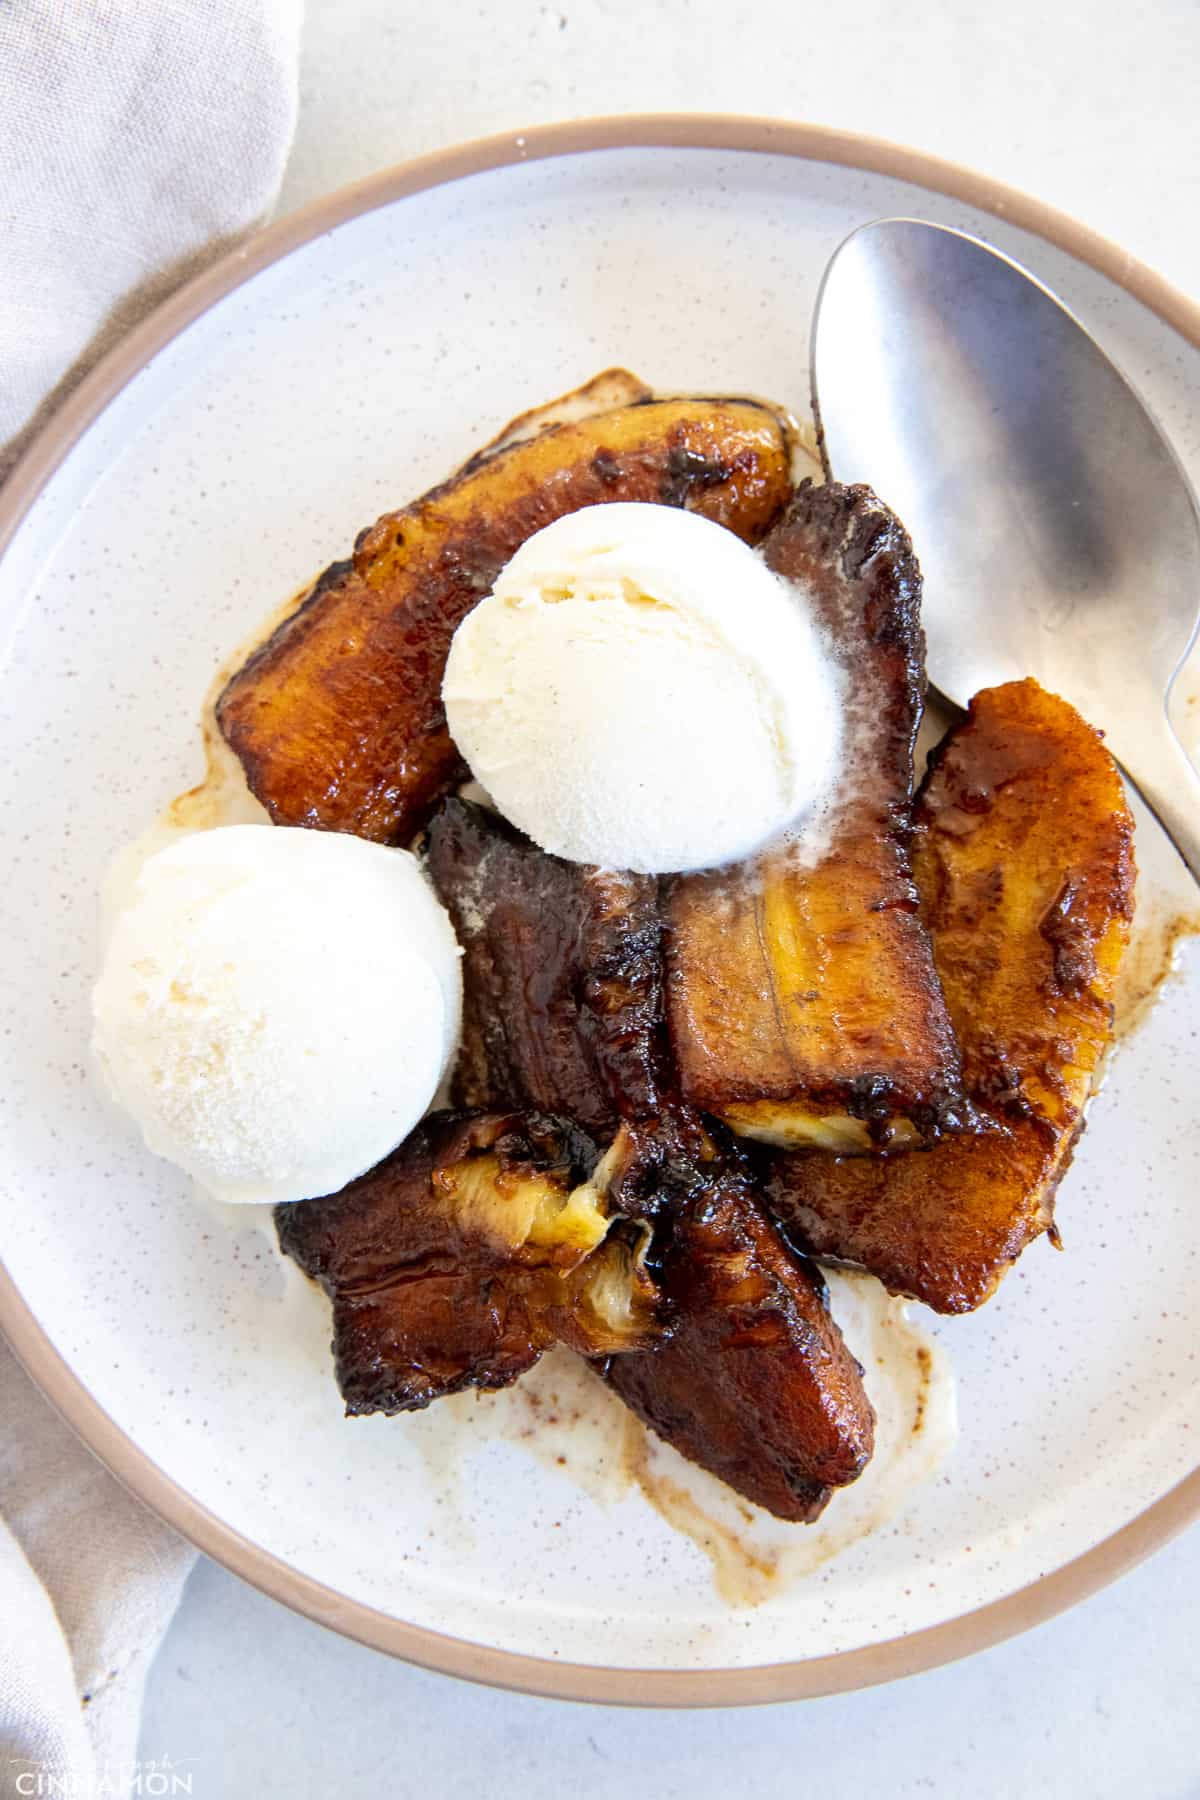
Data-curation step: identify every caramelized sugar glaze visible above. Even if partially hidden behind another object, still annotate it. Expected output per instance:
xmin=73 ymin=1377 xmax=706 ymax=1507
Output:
xmin=666 ymin=481 xmax=964 ymax=1154
xmin=216 ymin=389 xmax=794 ymax=844
xmin=767 ymin=681 xmax=1135 ymax=1311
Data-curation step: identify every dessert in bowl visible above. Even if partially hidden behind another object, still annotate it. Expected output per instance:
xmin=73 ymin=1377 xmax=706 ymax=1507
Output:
xmin=92 ymin=369 xmax=1134 ymax=1558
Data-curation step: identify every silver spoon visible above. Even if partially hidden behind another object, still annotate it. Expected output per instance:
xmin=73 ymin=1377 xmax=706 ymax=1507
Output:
xmin=811 ymin=218 xmax=1200 ymax=882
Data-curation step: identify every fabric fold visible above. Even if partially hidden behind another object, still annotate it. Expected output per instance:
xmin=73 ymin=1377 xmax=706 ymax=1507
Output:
xmin=0 ymin=0 xmax=304 ymax=479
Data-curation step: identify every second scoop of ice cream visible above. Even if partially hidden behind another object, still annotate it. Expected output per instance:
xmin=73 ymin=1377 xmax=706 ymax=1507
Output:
xmin=92 ymin=826 xmax=462 ymax=1205
xmin=442 ymin=502 xmax=841 ymax=874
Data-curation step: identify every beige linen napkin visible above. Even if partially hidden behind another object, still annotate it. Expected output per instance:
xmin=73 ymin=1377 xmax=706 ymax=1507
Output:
xmin=1 ymin=0 xmax=302 ymax=478
xmin=1 ymin=2 xmax=301 ymax=1793
xmin=0 ymin=1346 xmax=196 ymax=1795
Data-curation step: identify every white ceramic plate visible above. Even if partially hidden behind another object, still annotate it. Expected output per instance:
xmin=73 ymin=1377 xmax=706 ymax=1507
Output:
xmin=2 ymin=119 xmax=1199 ymax=1703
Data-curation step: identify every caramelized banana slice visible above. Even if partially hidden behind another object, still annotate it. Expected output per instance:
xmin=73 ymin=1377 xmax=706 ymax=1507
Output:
xmin=276 ymin=1110 xmax=662 ymax=1414
xmin=218 ymin=392 xmax=793 ymax=844
xmin=765 ymin=678 xmax=1136 ymax=1313
xmin=665 ymin=480 xmax=963 ymax=1152
xmin=426 ymin=797 xmax=668 ymax=1144
xmin=601 ymin=1120 xmax=875 ymax=1522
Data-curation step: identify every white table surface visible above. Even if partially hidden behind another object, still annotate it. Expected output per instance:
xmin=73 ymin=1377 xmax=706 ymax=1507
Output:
xmin=142 ymin=2 xmax=1200 ymax=1791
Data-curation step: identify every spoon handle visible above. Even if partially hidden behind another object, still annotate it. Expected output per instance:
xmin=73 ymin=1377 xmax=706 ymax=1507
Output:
xmin=1123 ymin=712 xmax=1200 ymax=887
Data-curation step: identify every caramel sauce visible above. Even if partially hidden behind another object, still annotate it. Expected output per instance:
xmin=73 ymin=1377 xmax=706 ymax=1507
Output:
xmin=622 ymin=1427 xmax=784 ymax=1606
xmin=1113 ymin=903 xmax=1200 ymax=1040
xmin=385 ymin=1270 xmax=952 ymax=1614
xmin=170 ymin=584 xmax=313 ymax=830
xmin=617 ymin=1273 xmax=952 ymax=1606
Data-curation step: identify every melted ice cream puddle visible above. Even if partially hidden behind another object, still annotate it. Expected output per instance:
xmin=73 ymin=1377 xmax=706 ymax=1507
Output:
xmin=618 ymin=1270 xmax=955 ymax=1605
xmin=270 ymin=1257 xmax=955 ymax=1608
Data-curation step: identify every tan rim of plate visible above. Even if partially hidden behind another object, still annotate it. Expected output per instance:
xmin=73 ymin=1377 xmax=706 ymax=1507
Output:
xmin=2 ymin=115 xmax=1199 ymax=1705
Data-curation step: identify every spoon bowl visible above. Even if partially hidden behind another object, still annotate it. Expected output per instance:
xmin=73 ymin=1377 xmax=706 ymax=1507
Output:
xmin=811 ymin=218 xmax=1200 ymax=881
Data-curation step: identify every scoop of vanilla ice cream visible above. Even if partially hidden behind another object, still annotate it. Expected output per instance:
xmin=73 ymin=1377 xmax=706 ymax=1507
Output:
xmin=92 ymin=826 xmax=461 ymax=1205
xmin=442 ymin=503 xmax=841 ymax=873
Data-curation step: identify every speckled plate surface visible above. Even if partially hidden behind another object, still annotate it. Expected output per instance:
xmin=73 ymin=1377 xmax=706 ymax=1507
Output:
xmin=1 ymin=119 xmax=1199 ymax=1702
